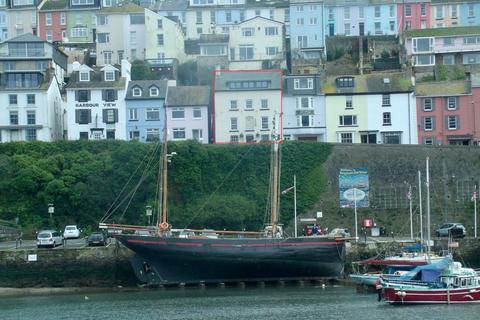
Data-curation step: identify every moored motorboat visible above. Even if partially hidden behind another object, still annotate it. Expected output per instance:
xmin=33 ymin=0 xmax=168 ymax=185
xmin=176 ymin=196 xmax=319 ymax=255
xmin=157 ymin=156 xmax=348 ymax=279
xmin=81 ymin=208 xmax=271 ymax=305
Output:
xmin=379 ymin=257 xmax=480 ymax=304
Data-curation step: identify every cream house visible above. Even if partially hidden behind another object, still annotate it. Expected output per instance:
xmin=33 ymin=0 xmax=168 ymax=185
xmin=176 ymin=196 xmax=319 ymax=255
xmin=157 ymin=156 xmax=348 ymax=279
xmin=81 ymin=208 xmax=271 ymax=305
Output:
xmin=95 ymin=4 xmax=145 ymax=66
xmin=226 ymin=16 xmax=285 ymax=70
xmin=144 ymin=9 xmax=186 ymax=62
xmin=213 ymin=70 xmax=282 ymax=143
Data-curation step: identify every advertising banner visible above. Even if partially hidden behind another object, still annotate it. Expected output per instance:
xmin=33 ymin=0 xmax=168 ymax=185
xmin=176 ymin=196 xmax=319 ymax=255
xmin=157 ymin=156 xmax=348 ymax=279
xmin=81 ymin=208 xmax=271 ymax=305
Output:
xmin=339 ymin=167 xmax=369 ymax=208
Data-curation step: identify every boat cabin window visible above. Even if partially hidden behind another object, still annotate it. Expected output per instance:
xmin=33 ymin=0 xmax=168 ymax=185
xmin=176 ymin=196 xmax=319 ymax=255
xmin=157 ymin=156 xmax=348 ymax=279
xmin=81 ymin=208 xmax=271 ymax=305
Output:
xmin=454 ymin=278 xmax=459 ymax=286
xmin=461 ymin=278 xmax=467 ymax=287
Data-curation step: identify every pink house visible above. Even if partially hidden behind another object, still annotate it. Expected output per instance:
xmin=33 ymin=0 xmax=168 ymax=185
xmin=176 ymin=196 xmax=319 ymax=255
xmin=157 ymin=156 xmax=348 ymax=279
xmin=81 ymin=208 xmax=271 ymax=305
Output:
xmin=38 ymin=0 xmax=68 ymax=43
xmin=416 ymin=80 xmax=480 ymax=145
xmin=397 ymin=0 xmax=430 ymax=33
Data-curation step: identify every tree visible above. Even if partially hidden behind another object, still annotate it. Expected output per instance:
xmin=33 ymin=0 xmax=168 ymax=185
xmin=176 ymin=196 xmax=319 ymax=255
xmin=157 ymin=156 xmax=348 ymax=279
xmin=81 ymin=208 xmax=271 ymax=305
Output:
xmin=177 ymin=60 xmax=198 ymax=85
xmin=131 ymin=60 xmax=157 ymax=80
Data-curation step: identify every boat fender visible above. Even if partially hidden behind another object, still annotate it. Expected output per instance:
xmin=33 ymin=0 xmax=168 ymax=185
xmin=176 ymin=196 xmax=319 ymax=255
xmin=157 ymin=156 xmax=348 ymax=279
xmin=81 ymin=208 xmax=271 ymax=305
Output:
xmin=395 ymin=291 xmax=406 ymax=297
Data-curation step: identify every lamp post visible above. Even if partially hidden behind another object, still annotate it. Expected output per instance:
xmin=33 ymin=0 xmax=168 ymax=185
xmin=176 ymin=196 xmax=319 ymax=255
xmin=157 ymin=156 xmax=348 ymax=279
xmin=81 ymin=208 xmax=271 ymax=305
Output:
xmin=48 ymin=203 xmax=54 ymax=227
xmin=146 ymin=205 xmax=153 ymax=226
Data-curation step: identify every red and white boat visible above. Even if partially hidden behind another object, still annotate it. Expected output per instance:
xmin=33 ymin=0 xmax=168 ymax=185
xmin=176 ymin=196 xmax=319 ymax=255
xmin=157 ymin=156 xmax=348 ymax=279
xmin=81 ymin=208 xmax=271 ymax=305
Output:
xmin=379 ymin=257 xmax=480 ymax=304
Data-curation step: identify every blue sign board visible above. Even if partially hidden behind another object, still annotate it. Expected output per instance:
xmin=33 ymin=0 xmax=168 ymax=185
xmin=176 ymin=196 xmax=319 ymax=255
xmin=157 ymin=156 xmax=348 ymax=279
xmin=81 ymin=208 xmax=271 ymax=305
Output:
xmin=339 ymin=167 xmax=369 ymax=208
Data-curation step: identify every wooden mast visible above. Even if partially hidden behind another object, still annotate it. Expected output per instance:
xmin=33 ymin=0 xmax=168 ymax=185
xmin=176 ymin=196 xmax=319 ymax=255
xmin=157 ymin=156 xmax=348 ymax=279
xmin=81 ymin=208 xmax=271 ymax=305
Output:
xmin=270 ymin=114 xmax=280 ymax=237
xmin=158 ymin=107 xmax=170 ymax=231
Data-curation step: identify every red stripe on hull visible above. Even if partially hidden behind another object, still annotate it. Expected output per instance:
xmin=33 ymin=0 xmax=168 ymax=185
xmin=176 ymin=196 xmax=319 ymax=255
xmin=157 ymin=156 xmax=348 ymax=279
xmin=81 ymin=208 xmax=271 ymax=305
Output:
xmin=384 ymin=287 xmax=480 ymax=304
xmin=127 ymin=239 xmax=342 ymax=248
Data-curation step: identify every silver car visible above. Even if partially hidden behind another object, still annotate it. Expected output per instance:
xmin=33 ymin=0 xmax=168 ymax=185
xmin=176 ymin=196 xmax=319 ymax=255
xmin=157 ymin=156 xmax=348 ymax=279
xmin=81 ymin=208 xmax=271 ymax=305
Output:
xmin=37 ymin=230 xmax=63 ymax=248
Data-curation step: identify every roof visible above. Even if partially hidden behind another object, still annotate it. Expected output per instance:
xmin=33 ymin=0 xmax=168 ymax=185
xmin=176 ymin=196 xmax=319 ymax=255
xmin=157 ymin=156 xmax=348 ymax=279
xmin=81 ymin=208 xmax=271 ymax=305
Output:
xmin=66 ymin=67 xmax=126 ymax=89
xmin=415 ymin=80 xmax=471 ymax=96
xmin=239 ymin=15 xmax=284 ymax=26
xmin=6 ymin=33 xmax=45 ymax=43
xmin=245 ymin=0 xmax=289 ymax=8
xmin=215 ymin=70 xmax=282 ymax=91
xmin=405 ymin=26 xmax=480 ymax=38
xmin=39 ymin=0 xmax=68 ymax=10
xmin=159 ymin=0 xmax=188 ymax=11
xmin=125 ymin=80 xmax=168 ymax=100
xmin=322 ymin=73 xmax=413 ymax=95
xmin=99 ymin=3 xmax=144 ymax=13
xmin=166 ymin=86 xmax=211 ymax=106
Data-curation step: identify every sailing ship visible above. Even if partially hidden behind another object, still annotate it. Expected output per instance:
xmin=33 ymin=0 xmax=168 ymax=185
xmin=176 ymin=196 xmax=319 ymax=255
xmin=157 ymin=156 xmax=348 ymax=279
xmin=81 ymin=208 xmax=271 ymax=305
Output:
xmin=101 ymin=115 xmax=347 ymax=285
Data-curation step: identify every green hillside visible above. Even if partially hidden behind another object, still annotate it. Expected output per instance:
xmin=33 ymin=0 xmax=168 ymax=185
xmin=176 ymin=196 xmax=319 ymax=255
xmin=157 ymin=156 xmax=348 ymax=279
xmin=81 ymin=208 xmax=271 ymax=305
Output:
xmin=0 ymin=141 xmax=332 ymax=235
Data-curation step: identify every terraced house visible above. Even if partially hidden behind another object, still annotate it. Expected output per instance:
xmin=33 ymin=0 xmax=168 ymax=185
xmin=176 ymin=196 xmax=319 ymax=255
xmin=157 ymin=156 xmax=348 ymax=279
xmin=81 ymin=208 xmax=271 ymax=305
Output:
xmin=166 ymin=85 xmax=211 ymax=143
xmin=0 ymin=34 xmax=67 ymax=142
xmin=289 ymin=0 xmax=325 ymax=64
xmin=282 ymin=74 xmax=326 ymax=141
xmin=125 ymin=79 xmax=168 ymax=142
xmin=404 ymin=26 xmax=480 ymax=68
xmin=213 ymin=70 xmax=282 ymax=144
xmin=324 ymin=0 xmax=397 ymax=37
xmin=95 ymin=3 xmax=145 ymax=66
xmin=324 ymin=73 xmax=416 ymax=144
xmin=416 ymin=77 xmax=480 ymax=146
xmin=66 ymin=0 xmax=101 ymax=44
xmin=0 ymin=1 xmax=9 ymax=42
xmin=8 ymin=0 xmax=40 ymax=38
xmin=396 ymin=0 xmax=430 ymax=32
xmin=65 ymin=60 xmax=130 ymax=140
xmin=144 ymin=8 xmax=186 ymax=63
xmin=38 ymin=0 xmax=68 ymax=43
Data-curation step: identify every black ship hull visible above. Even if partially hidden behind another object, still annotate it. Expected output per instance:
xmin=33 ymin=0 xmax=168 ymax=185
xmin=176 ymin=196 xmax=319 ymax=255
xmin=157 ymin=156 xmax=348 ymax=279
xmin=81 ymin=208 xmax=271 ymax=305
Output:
xmin=116 ymin=235 xmax=346 ymax=285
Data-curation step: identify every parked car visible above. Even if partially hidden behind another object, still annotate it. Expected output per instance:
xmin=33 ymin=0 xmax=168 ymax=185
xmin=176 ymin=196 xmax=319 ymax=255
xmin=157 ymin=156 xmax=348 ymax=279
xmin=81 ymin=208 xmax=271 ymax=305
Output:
xmin=37 ymin=230 xmax=63 ymax=248
xmin=328 ymin=228 xmax=350 ymax=238
xmin=63 ymin=225 xmax=80 ymax=239
xmin=87 ymin=232 xmax=107 ymax=246
xmin=435 ymin=223 xmax=466 ymax=238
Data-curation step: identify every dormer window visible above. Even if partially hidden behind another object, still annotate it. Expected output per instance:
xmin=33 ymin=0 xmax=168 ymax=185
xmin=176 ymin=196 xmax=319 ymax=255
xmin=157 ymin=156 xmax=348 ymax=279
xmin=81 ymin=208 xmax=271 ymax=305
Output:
xmin=105 ymin=71 xmax=115 ymax=81
xmin=132 ymin=87 xmax=142 ymax=97
xmin=79 ymin=71 xmax=89 ymax=81
xmin=150 ymin=87 xmax=159 ymax=96
xmin=336 ymin=77 xmax=354 ymax=88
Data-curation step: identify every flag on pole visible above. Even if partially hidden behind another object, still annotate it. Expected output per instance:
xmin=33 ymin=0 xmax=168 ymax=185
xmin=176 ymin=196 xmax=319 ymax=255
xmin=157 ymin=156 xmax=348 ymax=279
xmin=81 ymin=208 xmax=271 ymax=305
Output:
xmin=472 ymin=191 xmax=477 ymax=202
xmin=281 ymin=186 xmax=294 ymax=195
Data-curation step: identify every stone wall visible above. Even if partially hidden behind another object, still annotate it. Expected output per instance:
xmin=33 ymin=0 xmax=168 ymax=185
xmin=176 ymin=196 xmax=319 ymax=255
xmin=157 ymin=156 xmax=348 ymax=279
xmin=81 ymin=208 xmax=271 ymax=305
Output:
xmin=0 ymin=244 xmax=135 ymax=288
xmin=305 ymin=144 xmax=480 ymax=237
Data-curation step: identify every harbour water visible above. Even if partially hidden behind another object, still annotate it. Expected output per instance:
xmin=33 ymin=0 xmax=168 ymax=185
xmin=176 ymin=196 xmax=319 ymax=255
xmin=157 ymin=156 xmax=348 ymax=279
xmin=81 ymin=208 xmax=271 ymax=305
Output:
xmin=1 ymin=285 xmax=480 ymax=320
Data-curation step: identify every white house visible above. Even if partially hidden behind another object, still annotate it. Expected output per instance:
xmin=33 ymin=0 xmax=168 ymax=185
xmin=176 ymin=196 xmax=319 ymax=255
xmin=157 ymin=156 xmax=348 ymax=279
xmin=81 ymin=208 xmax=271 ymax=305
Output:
xmin=214 ymin=70 xmax=282 ymax=143
xmin=65 ymin=61 xmax=130 ymax=140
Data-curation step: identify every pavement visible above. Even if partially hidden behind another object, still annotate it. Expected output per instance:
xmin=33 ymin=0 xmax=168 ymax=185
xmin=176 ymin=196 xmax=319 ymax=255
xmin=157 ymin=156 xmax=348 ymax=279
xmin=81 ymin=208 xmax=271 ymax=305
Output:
xmin=0 ymin=237 xmax=116 ymax=251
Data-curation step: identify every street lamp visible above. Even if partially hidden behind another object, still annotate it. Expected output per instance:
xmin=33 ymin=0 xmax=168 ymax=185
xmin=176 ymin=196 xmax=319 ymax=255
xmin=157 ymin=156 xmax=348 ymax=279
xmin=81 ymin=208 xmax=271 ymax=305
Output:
xmin=48 ymin=203 xmax=54 ymax=227
xmin=146 ymin=205 xmax=153 ymax=226
xmin=48 ymin=203 xmax=54 ymax=219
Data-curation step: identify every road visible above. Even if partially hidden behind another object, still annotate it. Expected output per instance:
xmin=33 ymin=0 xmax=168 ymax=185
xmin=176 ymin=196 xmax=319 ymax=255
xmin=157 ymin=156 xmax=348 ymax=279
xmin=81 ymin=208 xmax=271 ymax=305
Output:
xmin=0 ymin=237 xmax=116 ymax=251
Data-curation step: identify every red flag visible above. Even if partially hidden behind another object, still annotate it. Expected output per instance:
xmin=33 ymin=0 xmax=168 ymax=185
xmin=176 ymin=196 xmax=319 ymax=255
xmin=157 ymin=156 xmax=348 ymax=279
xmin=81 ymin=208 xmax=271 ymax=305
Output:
xmin=406 ymin=190 xmax=412 ymax=200
xmin=472 ymin=191 xmax=477 ymax=202
xmin=281 ymin=186 xmax=294 ymax=195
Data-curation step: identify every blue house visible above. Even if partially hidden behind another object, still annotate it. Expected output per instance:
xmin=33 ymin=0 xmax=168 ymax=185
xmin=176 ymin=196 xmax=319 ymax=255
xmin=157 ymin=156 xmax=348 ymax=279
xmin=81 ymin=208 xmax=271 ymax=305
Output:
xmin=125 ymin=80 xmax=169 ymax=142
xmin=460 ymin=2 xmax=480 ymax=27
xmin=290 ymin=0 xmax=325 ymax=58
xmin=323 ymin=0 xmax=397 ymax=37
